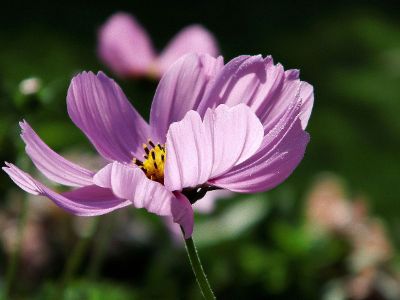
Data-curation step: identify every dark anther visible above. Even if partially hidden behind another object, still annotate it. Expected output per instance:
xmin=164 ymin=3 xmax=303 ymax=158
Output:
xmin=143 ymin=146 xmax=150 ymax=155
xmin=161 ymin=154 xmax=165 ymax=161
xmin=149 ymin=140 xmax=155 ymax=148
xmin=135 ymin=159 xmax=143 ymax=166
xmin=151 ymin=151 xmax=156 ymax=160
xmin=154 ymin=162 xmax=158 ymax=169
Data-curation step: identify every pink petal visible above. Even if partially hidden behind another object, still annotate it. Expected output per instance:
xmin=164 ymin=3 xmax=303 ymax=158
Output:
xmin=67 ymin=71 xmax=151 ymax=162
xmin=211 ymin=100 xmax=310 ymax=193
xmin=199 ymin=55 xmax=314 ymax=131
xmin=20 ymin=120 xmax=94 ymax=187
xmin=93 ymin=162 xmax=173 ymax=215
xmin=98 ymin=12 xmax=156 ymax=77
xmin=164 ymin=104 xmax=264 ymax=191
xmin=258 ymin=68 xmax=314 ymax=132
xmin=93 ymin=162 xmax=194 ymax=238
xmin=2 ymin=163 xmax=130 ymax=216
xmin=197 ymin=55 xmax=266 ymax=112
xmin=164 ymin=190 xmax=231 ymax=243
xmin=172 ymin=192 xmax=194 ymax=239
xmin=156 ymin=25 xmax=219 ymax=75
xmin=284 ymin=69 xmax=314 ymax=129
xmin=150 ymin=53 xmax=223 ymax=140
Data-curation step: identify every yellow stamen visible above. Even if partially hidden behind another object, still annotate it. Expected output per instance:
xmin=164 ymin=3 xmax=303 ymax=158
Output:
xmin=133 ymin=140 xmax=166 ymax=183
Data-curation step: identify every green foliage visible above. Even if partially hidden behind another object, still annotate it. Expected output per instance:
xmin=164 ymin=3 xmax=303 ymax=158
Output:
xmin=37 ymin=280 xmax=137 ymax=300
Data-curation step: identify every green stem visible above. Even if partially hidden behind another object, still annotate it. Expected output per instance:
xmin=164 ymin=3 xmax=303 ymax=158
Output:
xmin=182 ymin=228 xmax=216 ymax=300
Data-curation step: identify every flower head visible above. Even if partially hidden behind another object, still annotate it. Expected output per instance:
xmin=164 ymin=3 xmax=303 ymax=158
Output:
xmin=98 ymin=12 xmax=219 ymax=78
xmin=3 ymin=53 xmax=313 ymax=238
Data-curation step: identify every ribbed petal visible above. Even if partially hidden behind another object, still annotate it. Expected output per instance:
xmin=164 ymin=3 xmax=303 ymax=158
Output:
xmin=67 ymin=71 xmax=151 ymax=162
xmin=285 ymin=69 xmax=314 ymax=129
xmin=210 ymin=100 xmax=310 ymax=193
xmin=150 ymin=53 xmax=223 ymax=140
xmin=164 ymin=104 xmax=264 ymax=191
xmin=156 ymin=25 xmax=219 ymax=75
xmin=197 ymin=55 xmax=266 ymax=112
xmin=20 ymin=120 xmax=94 ymax=187
xmin=197 ymin=57 xmax=312 ymax=192
xmin=258 ymin=67 xmax=314 ymax=132
xmin=93 ymin=162 xmax=194 ymax=238
xmin=198 ymin=55 xmax=314 ymax=131
xmin=98 ymin=12 xmax=156 ymax=77
xmin=2 ymin=163 xmax=130 ymax=216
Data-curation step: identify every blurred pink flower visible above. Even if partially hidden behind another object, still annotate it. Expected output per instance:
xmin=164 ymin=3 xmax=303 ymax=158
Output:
xmin=306 ymin=176 xmax=353 ymax=233
xmin=0 ymin=199 xmax=51 ymax=277
xmin=4 ymin=53 xmax=313 ymax=239
xmin=306 ymin=175 xmax=398 ymax=299
xmin=98 ymin=12 xmax=219 ymax=78
xmin=306 ymin=176 xmax=393 ymax=267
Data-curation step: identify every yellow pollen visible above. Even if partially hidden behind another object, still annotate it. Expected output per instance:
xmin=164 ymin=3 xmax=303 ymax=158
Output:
xmin=133 ymin=141 xmax=166 ymax=183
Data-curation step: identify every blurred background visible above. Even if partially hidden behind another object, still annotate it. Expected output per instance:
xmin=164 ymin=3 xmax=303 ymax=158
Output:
xmin=1 ymin=0 xmax=400 ymax=299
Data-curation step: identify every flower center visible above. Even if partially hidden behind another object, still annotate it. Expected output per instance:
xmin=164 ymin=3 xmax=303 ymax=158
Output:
xmin=133 ymin=140 xmax=166 ymax=183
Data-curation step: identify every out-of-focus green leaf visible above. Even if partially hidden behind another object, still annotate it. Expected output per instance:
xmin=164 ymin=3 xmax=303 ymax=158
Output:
xmin=37 ymin=280 xmax=137 ymax=300
xmin=271 ymin=222 xmax=312 ymax=257
xmin=194 ymin=194 xmax=270 ymax=247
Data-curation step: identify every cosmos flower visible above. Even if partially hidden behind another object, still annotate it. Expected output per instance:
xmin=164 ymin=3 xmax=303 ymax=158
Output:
xmin=3 ymin=53 xmax=313 ymax=238
xmin=98 ymin=12 xmax=219 ymax=78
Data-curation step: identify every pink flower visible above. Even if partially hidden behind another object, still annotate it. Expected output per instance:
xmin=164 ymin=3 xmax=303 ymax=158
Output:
xmin=3 ymin=54 xmax=313 ymax=238
xmin=98 ymin=12 xmax=219 ymax=78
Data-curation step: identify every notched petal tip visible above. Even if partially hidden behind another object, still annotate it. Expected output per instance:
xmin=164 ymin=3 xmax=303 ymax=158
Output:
xmin=285 ymin=69 xmax=300 ymax=80
xmin=71 ymin=70 xmax=96 ymax=82
xmin=19 ymin=119 xmax=28 ymax=130
xmin=4 ymin=163 xmax=130 ymax=216
xmin=96 ymin=70 xmax=107 ymax=77
xmin=71 ymin=71 xmax=114 ymax=87
xmin=3 ymin=162 xmax=41 ymax=195
xmin=264 ymin=55 xmax=273 ymax=64
xmin=3 ymin=162 xmax=12 ymax=172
